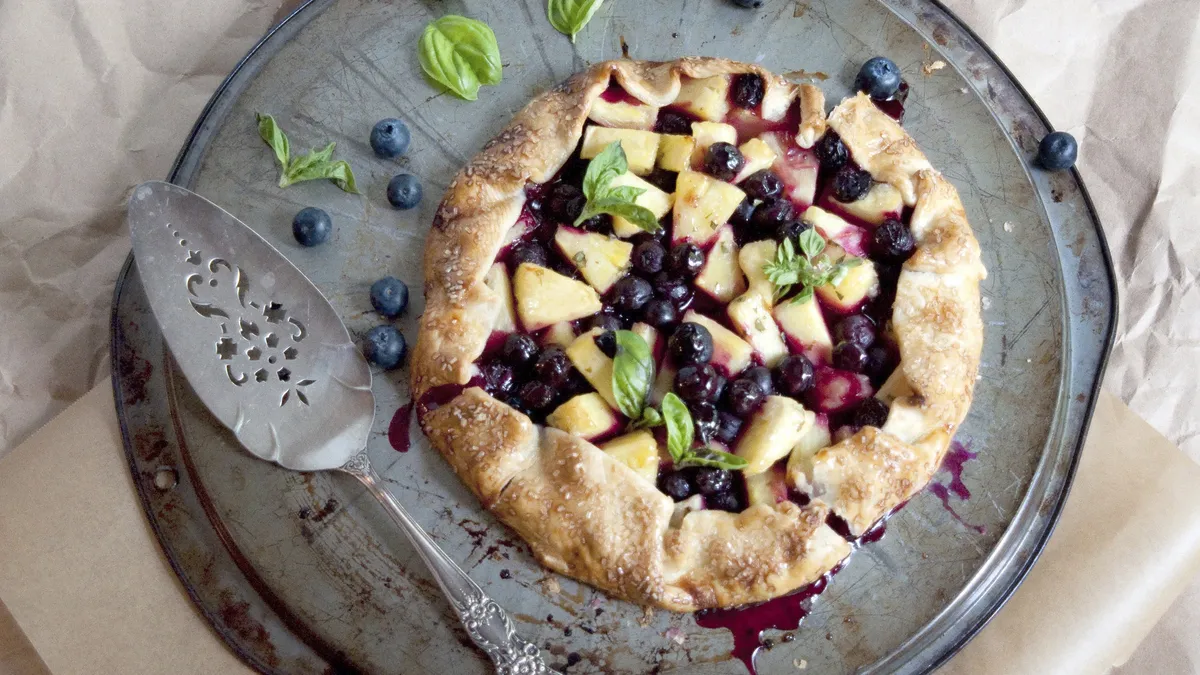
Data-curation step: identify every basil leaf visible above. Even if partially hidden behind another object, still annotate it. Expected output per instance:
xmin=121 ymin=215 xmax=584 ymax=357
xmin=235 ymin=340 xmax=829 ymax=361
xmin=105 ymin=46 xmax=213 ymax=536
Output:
xmin=419 ymin=16 xmax=502 ymax=101
xmin=662 ymin=393 xmax=693 ymax=464
xmin=634 ymin=407 xmax=664 ymax=429
xmin=547 ymin=0 xmax=605 ymax=43
xmin=603 ymin=185 xmax=646 ymax=203
xmin=680 ymin=448 xmax=749 ymax=470
xmin=577 ymin=198 xmax=661 ymax=232
xmin=582 ymin=141 xmax=627 ymax=200
xmin=798 ymin=228 xmax=826 ymax=259
xmin=321 ymin=160 xmax=361 ymax=194
xmin=612 ymin=330 xmax=654 ymax=419
xmin=281 ymin=142 xmax=335 ymax=186
xmin=256 ymin=113 xmax=290 ymax=174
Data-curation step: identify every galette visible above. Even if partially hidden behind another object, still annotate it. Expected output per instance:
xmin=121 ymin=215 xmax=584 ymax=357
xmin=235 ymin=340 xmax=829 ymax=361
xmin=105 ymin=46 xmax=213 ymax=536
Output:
xmin=412 ymin=58 xmax=985 ymax=612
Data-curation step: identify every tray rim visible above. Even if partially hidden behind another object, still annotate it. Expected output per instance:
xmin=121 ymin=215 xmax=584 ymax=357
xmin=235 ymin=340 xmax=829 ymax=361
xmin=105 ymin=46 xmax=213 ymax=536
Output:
xmin=108 ymin=0 xmax=1120 ymax=672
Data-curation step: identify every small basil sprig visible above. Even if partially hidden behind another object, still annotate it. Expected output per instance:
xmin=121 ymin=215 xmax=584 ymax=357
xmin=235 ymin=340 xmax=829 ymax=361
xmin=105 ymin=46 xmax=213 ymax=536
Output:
xmin=576 ymin=142 xmax=661 ymax=233
xmin=255 ymin=114 xmax=360 ymax=193
xmin=547 ymin=0 xmax=604 ymax=43
xmin=611 ymin=330 xmax=664 ymax=428
xmin=419 ymin=16 xmax=502 ymax=101
xmin=763 ymin=228 xmax=862 ymax=304
xmin=661 ymin=393 xmax=749 ymax=470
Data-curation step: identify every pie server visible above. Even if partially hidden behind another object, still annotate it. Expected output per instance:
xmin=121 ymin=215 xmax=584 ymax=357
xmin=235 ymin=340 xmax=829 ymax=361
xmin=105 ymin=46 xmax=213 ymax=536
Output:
xmin=127 ymin=181 xmax=552 ymax=675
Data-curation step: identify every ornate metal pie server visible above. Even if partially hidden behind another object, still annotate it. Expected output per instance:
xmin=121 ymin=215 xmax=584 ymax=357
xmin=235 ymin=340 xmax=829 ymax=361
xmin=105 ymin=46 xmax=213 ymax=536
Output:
xmin=127 ymin=181 xmax=552 ymax=675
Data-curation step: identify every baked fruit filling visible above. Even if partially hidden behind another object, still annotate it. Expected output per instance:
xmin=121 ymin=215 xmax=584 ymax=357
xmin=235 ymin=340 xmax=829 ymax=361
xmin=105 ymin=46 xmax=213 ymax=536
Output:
xmin=472 ymin=72 xmax=915 ymax=519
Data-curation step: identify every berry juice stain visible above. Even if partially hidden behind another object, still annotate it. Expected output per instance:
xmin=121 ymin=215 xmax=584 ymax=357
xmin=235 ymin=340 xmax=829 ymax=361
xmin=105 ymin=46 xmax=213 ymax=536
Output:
xmin=387 ymin=402 xmax=414 ymax=452
xmin=928 ymin=440 xmax=985 ymax=534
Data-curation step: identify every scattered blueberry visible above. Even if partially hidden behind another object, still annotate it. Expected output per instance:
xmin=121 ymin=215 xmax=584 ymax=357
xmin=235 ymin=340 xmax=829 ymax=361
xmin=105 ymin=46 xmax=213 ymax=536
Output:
xmin=815 ymin=132 xmax=849 ymax=170
xmin=369 ymin=276 xmax=409 ymax=318
xmin=715 ymin=411 xmax=743 ymax=444
xmin=518 ymin=381 xmax=557 ymax=411
xmin=774 ymin=354 xmax=815 ymax=396
xmin=731 ymin=198 xmax=756 ymax=227
xmin=510 ymin=243 xmax=548 ymax=268
xmin=386 ymin=173 xmax=423 ymax=209
xmin=669 ymin=323 xmax=714 ymax=365
xmin=662 ymin=471 xmax=694 ymax=501
xmin=641 ymin=298 xmax=679 ymax=329
xmin=730 ymin=0 xmax=764 ymax=8
xmin=695 ymin=468 xmax=733 ymax=496
xmin=703 ymin=142 xmax=746 ymax=182
xmin=707 ymin=490 xmax=741 ymax=512
xmin=534 ymin=347 xmax=572 ymax=387
xmin=667 ymin=243 xmax=705 ymax=279
xmin=1037 ymin=131 xmax=1078 ymax=171
xmin=731 ymin=74 xmax=765 ymax=108
xmin=594 ymin=330 xmax=617 ymax=358
xmin=632 ymin=240 xmax=666 ymax=275
xmin=855 ymin=56 xmax=902 ymax=99
xmin=502 ymin=333 xmax=539 ymax=368
xmin=653 ymin=273 xmax=693 ymax=308
xmin=675 ymin=364 xmax=721 ymax=403
xmin=578 ymin=213 xmax=613 ymax=234
xmin=545 ymin=183 xmax=586 ymax=222
xmin=608 ymin=276 xmax=653 ymax=313
xmin=691 ymin=402 xmax=720 ymax=444
xmin=776 ymin=220 xmax=811 ymax=245
xmin=364 ymin=325 xmax=406 ymax=369
xmin=742 ymin=366 xmax=775 ymax=396
xmin=833 ymin=341 xmax=868 ymax=372
xmin=833 ymin=315 xmax=876 ymax=349
xmin=864 ymin=345 xmax=892 ymax=383
xmin=727 ymin=378 xmax=766 ymax=417
xmin=292 ymin=207 xmax=332 ymax=247
xmin=646 ymin=168 xmax=678 ymax=194
xmin=588 ymin=313 xmax=623 ymax=334
xmin=872 ymin=218 xmax=917 ymax=261
xmin=750 ymin=198 xmax=795 ymax=232
xmin=370 ymin=118 xmax=411 ymax=158
xmin=656 ymin=110 xmax=694 ymax=135
xmin=853 ymin=398 xmax=890 ymax=428
xmin=831 ymin=165 xmax=873 ymax=202
xmin=741 ymin=171 xmax=783 ymax=201
xmin=481 ymin=361 xmax=516 ymax=396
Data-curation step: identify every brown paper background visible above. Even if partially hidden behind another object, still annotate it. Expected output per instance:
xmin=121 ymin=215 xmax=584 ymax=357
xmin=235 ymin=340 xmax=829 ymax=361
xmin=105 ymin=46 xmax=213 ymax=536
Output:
xmin=1 ymin=0 xmax=1198 ymax=672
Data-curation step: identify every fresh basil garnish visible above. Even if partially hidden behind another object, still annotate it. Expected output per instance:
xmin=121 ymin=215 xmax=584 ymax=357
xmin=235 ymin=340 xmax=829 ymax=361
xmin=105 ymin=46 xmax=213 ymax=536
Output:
xmin=547 ymin=0 xmax=605 ymax=43
xmin=633 ymin=407 xmax=663 ymax=429
xmin=576 ymin=142 xmax=661 ymax=233
xmin=255 ymin=113 xmax=360 ymax=193
xmin=612 ymin=329 xmax=654 ymax=420
xmin=418 ymin=16 xmax=502 ymax=101
xmin=763 ymin=228 xmax=862 ymax=304
xmin=662 ymin=393 xmax=694 ymax=465
xmin=679 ymin=447 xmax=749 ymax=471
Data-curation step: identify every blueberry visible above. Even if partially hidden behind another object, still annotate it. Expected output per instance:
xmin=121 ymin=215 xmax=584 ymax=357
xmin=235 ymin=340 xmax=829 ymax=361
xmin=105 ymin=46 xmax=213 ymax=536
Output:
xmin=675 ymin=364 xmax=721 ymax=403
xmin=726 ymin=378 xmax=766 ymax=417
xmin=872 ymin=218 xmax=917 ymax=261
xmin=588 ymin=313 xmax=623 ymax=334
xmin=578 ymin=213 xmax=613 ymax=234
xmin=481 ymin=361 xmax=516 ymax=396
xmin=656 ymin=110 xmax=694 ymax=135
xmin=662 ymin=471 xmax=694 ymax=501
xmin=853 ymin=397 xmax=890 ymax=428
xmin=518 ymin=381 xmax=557 ymax=411
xmin=534 ymin=347 xmax=573 ymax=387
xmin=641 ymin=298 xmax=679 ymax=329
xmin=667 ymin=243 xmax=705 ymax=278
xmin=646 ymin=168 xmax=678 ymax=193
xmin=774 ymin=354 xmax=815 ymax=396
xmin=742 ymin=366 xmax=775 ymax=396
xmin=632 ymin=240 xmax=666 ymax=275
xmin=731 ymin=198 xmax=756 ymax=228
xmin=510 ymin=243 xmax=548 ymax=268
xmin=715 ymin=411 xmax=743 ymax=444
xmin=751 ymin=198 xmax=795 ymax=232
xmin=369 ymin=276 xmax=409 ymax=318
xmin=364 ymin=325 xmax=406 ymax=369
xmin=730 ymin=0 xmax=764 ymax=8
xmin=292 ymin=207 xmax=332 ymax=247
xmin=608 ymin=276 xmax=653 ymax=313
xmin=741 ymin=171 xmax=783 ymax=201
xmin=731 ymin=74 xmax=765 ymax=108
xmin=832 ymin=315 xmax=876 ymax=349
xmin=370 ymin=118 xmax=411 ymax=158
xmin=386 ymin=173 xmax=423 ymax=209
xmin=831 ymin=165 xmax=873 ymax=202
xmin=833 ymin=341 xmax=868 ymax=372
xmin=864 ymin=345 xmax=892 ymax=383
xmin=669 ymin=323 xmax=714 ymax=366
xmin=776 ymin=220 xmax=811 ymax=245
xmin=815 ymin=132 xmax=849 ymax=170
xmin=653 ymin=273 xmax=693 ymax=308
xmin=855 ymin=56 xmax=902 ymax=99
xmin=703 ymin=142 xmax=745 ymax=182
xmin=594 ymin=330 xmax=617 ymax=358
xmin=545 ymin=183 xmax=586 ymax=222
xmin=502 ymin=333 xmax=539 ymax=368
xmin=707 ymin=490 xmax=741 ymax=512
xmin=1037 ymin=131 xmax=1078 ymax=171
xmin=691 ymin=402 xmax=720 ymax=444
xmin=695 ymin=468 xmax=733 ymax=496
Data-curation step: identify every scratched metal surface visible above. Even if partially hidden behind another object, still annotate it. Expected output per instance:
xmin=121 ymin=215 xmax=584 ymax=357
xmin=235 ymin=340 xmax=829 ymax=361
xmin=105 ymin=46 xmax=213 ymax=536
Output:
xmin=110 ymin=0 xmax=1116 ymax=673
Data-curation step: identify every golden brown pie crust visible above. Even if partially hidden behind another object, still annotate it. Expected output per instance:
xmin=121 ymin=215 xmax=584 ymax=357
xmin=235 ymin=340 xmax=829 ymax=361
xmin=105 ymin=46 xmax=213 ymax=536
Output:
xmin=413 ymin=59 xmax=984 ymax=610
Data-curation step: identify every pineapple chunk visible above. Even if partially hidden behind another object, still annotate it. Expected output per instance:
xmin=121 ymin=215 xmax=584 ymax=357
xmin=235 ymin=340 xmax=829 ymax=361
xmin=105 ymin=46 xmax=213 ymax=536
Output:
xmin=601 ymin=430 xmax=661 ymax=484
xmin=746 ymin=465 xmax=789 ymax=508
xmin=689 ymin=121 xmax=738 ymax=168
xmin=695 ymin=225 xmax=746 ymax=304
xmin=682 ymin=310 xmax=753 ymax=376
xmin=554 ymin=226 xmax=633 ymax=294
xmin=815 ymin=251 xmax=878 ymax=313
xmin=580 ymin=127 xmax=661 ymax=175
xmin=728 ymin=293 xmax=788 ymax=367
xmin=739 ymin=240 xmax=778 ymax=303
xmin=803 ymin=205 xmax=854 ymax=239
xmin=774 ymin=294 xmax=833 ymax=365
xmin=631 ymin=322 xmax=663 ymax=364
xmin=786 ymin=413 xmax=832 ymax=493
xmin=875 ymin=369 xmax=914 ymax=404
xmin=735 ymin=396 xmax=814 ymax=475
xmin=834 ymin=182 xmax=903 ymax=225
xmin=542 ymin=321 xmax=577 ymax=349
xmin=608 ymin=172 xmax=674 ymax=238
xmin=513 ymin=263 xmax=601 ymax=331
xmin=483 ymin=262 xmax=516 ymax=332
xmin=672 ymin=171 xmax=747 ymax=246
xmin=733 ymin=138 xmax=778 ymax=183
xmin=650 ymin=362 xmax=676 ymax=405
xmin=760 ymin=82 xmax=796 ymax=121
xmin=674 ymin=75 xmax=732 ymax=121
xmin=547 ymin=393 xmax=620 ymax=441
xmin=588 ymin=98 xmax=659 ymax=131
xmin=670 ymin=494 xmax=705 ymax=526
xmin=657 ymin=135 xmax=695 ymax=172
xmin=565 ymin=330 xmax=618 ymax=409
